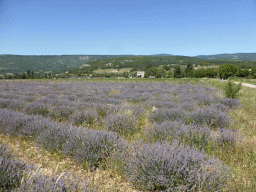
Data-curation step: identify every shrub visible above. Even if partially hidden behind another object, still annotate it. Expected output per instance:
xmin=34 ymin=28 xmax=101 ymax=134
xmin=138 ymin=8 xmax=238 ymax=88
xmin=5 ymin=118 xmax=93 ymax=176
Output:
xmin=94 ymin=104 xmax=108 ymax=118
xmin=68 ymin=110 xmax=98 ymax=127
xmin=21 ymin=96 xmax=36 ymax=102
xmin=0 ymin=157 xmax=27 ymax=191
xmin=180 ymin=101 xmax=195 ymax=111
xmin=223 ymin=80 xmax=242 ymax=99
xmin=0 ymin=98 xmax=13 ymax=108
xmin=149 ymin=108 xmax=188 ymax=124
xmin=0 ymin=108 xmax=49 ymax=138
xmin=22 ymin=102 xmax=49 ymax=116
xmin=48 ymin=106 xmax=75 ymax=122
xmin=105 ymin=114 xmax=138 ymax=136
xmin=177 ymin=124 xmax=211 ymax=150
xmin=145 ymin=121 xmax=181 ymax=142
xmin=12 ymin=170 xmax=94 ymax=192
xmin=125 ymin=140 xmax=229 ymax=191
xmin=35 ymin=122 xmax=71 ymax=152
xmin=190 ymin=106 xmax=231 ymax=128
xmin=212 ymin=128 xmax=243 ymax=147
xmin=61 ymin=128 xmax=128 ymax=170
xmin=221 ymin=98 xmax=242 ymax=108
xmin=0 ymin=144 xmax=35 ymax=191
xmin=8 ymin=100 xmax=25 ymax=111
xmin=0 ymin=144 xmax=94 ymax=192
xmin=145 ymin=121 xmax=211 ymax=150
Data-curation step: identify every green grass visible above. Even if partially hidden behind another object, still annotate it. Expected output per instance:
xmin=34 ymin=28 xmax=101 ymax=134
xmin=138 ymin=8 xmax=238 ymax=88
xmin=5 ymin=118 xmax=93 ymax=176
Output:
xmin=203 ymin=78 xmax=256 ymax=191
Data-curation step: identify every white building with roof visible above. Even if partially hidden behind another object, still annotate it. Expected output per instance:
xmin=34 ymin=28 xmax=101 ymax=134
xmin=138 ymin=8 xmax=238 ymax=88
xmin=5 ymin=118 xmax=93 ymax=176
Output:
xmin=137 ymin=71 xmax=145 ymax=78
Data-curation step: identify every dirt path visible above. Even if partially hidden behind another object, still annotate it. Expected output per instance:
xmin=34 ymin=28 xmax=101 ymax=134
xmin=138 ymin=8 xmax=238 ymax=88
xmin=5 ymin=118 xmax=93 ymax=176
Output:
xmin=233 ymin=82 xmax=256 ymax=89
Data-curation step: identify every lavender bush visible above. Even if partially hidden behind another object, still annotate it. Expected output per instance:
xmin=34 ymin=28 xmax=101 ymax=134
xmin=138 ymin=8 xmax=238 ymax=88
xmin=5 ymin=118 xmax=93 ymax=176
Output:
xmin=221 ymin=98 xmax=242 ymax=109
xmin=0 ymin=144 xmax=35 ymax=191
xmin=125 ymin=140 xmax=230 ymax=191
xmin=0 ymin=98 xmax=14 ymax=108
xmin=48 ymin=106 xmax=75 ymax=122
xmin=212 ymin=128 xmax=243 ymax=147
xmin=35 ymin=122 xmax=71 ymax=153
xmin=0 ymin=108 xmax=128 ymax=171
xmin=22 ymin=102 xmax=49 ymax=116
xmin=104 ymin=113 xmax=138 ymax=136
xmin=12 ymin=170 xmax=95 ymax=192
xmin=61 ymin=128 xmax=128 ymax=170
xmin=145 ymin=121 xmax=212 ymax=150
xmin=68 ymin=110 xmax=98 ymax=126
xmin=177 ymin=124 xmax=212 ymax=150
xmin=145 ymin=121 xmax=181 ymax=142
xmin=0 ymin=144 xmax=95 ymax=192
xmin=149 ymin=108 xmax=188 ymax=124
xmin=0 ymin=108 xmax=50 ymax=138
xmin=190 ymin=106 xmax=231 ymax=128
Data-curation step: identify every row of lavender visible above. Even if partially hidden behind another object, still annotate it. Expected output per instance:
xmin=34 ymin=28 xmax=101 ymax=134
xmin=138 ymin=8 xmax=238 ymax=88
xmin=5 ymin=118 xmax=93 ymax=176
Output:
xmin=0 ymin=81 xmax=241 ymax=134
xmin=0 ymin=142 xmax=94 ymax=191
xmin=0 ymin=108 xmax=229 ymax=191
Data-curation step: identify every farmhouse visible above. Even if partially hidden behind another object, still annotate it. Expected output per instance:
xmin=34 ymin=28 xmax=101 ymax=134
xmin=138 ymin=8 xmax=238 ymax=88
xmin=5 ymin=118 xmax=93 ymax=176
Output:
xmin=137 ymin=71 xmax=145 ymax=78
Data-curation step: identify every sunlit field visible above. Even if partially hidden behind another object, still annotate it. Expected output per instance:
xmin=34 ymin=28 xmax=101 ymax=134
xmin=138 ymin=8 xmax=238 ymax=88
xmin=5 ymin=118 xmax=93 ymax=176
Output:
xmin=0 ymin=78 xmax=255 ymax=191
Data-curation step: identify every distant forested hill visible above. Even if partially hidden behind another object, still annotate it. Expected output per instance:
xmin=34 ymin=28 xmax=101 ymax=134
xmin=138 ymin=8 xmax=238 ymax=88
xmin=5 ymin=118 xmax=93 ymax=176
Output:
xmin=0 ymin=54 xmax=129 ymax=74
xmin=195 ymin=53 xmax=256 ymax=61
xmin=85 ymin=55 xmax=210 ymax=72
xmin=1 ymin=53 xmax=256 ymax=75
xmin=0 ymin=54 xmax=207 ymax=74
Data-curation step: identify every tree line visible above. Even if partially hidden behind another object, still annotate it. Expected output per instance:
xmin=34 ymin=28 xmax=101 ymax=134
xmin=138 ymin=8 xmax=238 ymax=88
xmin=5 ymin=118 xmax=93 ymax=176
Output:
xmin=144 ymin=63 xmax=256 ymax=79
xmin=1 ymin=63 xmax=256 ymax=80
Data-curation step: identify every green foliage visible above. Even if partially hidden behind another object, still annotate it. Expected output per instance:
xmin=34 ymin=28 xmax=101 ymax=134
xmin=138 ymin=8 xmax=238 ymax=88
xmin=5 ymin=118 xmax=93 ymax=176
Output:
xmin=0 ymin=54 xmax=126 ymax=74
xmin=173 ymin=66 xmax=181 ymax=78
xmin=238 ymin=69 xmax=250 ymax=77
xmin=144 ymin=67 xmax=165 ymax=78
xmin=163 ymin=65 xmax=170 ymax=71
xmin=219 ymin=64 xmax=238 ymax=79
xmin=251 ymin=66 xmax=256 ymax=78
xmin=185 ymin=62 xmax=194 ymax=77
xmin=193 ymin=68 xmax=217 ymax=78
xmin=223 ymin=80 xmax=242 ymax=99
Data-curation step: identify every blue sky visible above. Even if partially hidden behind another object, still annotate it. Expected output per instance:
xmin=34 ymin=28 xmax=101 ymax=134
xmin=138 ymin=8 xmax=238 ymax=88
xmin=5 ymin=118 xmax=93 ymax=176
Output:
xmin=0 ymin=0 xmax=255 ymax=56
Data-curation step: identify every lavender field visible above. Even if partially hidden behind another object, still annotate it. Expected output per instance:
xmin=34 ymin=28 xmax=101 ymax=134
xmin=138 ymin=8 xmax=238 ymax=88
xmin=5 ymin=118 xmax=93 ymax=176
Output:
xmin=0 ymin=80 xmax=245 ymax=191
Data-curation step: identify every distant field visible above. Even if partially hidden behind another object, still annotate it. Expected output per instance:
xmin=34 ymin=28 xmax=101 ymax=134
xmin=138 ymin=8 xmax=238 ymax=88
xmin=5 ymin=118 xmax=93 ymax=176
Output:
xmin=193 ymin=65 xmax=219 ymax=69
xmin=94 ymin=68 xmax=132 ymax=74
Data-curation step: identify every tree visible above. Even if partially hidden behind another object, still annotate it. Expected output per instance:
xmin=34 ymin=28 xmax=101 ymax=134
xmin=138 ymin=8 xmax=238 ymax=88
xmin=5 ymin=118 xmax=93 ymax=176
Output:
xmin=145 ymin=62 xmax=153 ymax=71
xmin=173 ymin=66 xmax=181 ymax=78
xmin=21 ymin=72 xmax=27 ymax=79
xmin=238 ymin=69 xmax=250 ymax=77
xmin=27 ymin=70 xmax=31 ymax=78
xmin=251 ymin=66 xmax=256 ymax=78
xmin=194 ymin=68 xmax=206 ymax=78
xmin=185 ymin=62 xmax=193 ymax=77
xmin=144 ymin=67 xmax=158 ymax=78
xmin=218 ymin=64 xmax=238 ymax=79
xmin=205 ymin=68 xmax=217 ymax=78
xmin=166 ymin=71 xmax=173 ymax=78
xmin=163 ymin=65 xmax=170 ymax=71
xmin=224 ymin=80 xmax=242 ymax=99
xmin=155 ymin=68 xmax=165 ymax=78
xmin=31 ymin=71 xmax=34 ymax=79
